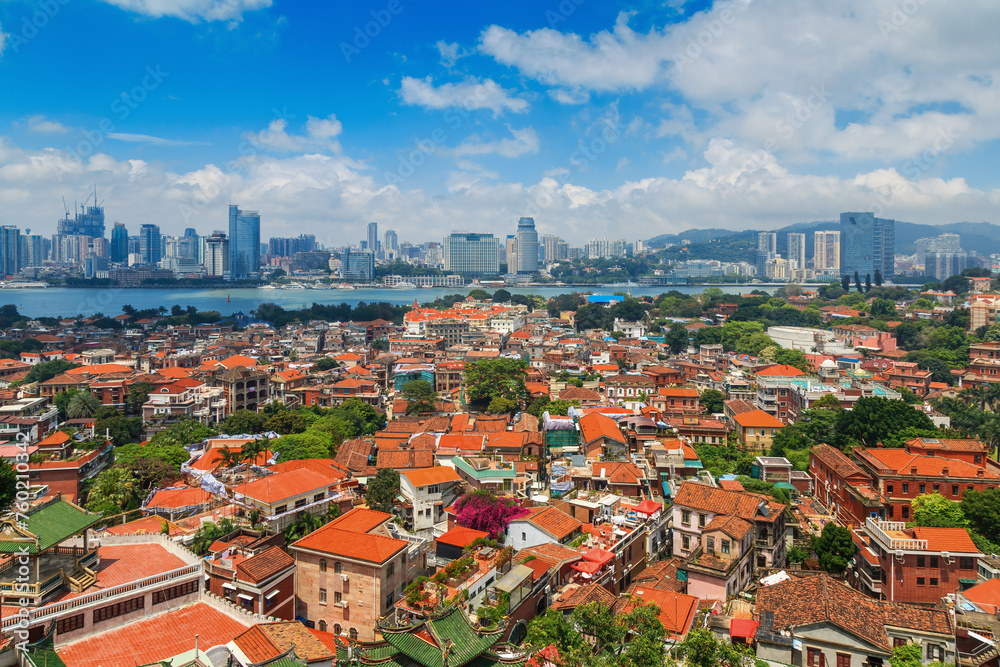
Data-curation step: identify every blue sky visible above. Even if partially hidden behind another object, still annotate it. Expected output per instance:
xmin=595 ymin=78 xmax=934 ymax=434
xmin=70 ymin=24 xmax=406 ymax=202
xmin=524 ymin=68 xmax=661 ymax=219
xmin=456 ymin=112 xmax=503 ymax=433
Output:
xmin=0 ymin=0 xmax=997 ymax=246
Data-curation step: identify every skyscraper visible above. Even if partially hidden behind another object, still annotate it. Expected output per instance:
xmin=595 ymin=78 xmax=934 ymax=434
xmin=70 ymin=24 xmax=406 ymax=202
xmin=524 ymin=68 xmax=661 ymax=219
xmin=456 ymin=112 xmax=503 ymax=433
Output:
xmin=542 ymin=235 xmax=562 ymax=263
xmin=504 ymin=235 xmax=517 ymax=271
xmin=515 ymin=217 xmax=538 ymax=274
xmin=384 ymin=229 xmax=398 ymax=254
xmin=0 ymin=226 xmax=19 ymax=277
xmin=138 ymin=224 xmax=162 ymax=265
xmin=229 ymin=205 xmax=261 ymax=280
xmin=840 ymin=212 xmax=895 ymax=281
xmin=757 ymin=231 xmax=777 ymax=276
xmin=110 ymin=222 xmax=128 ymax=263
xmin=57 ymin=191 xmax=105 ymax=239
xmin=787 ymin=233 xmax=806 ymax=269
xmin=443 ymin=233 xmax=500 ymax=276
xmin=813 ymin=230 xmax=840 ymax=271
xmin=205 ymin=232 xmax=230 ymax=277
xmin=367 ymin=222 xmax=379 ymax=256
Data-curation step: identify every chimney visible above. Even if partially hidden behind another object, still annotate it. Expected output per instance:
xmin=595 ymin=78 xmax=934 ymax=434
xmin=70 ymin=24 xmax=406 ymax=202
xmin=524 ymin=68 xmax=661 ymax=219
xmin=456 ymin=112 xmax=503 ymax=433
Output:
xmin=978 ymin=469 xmax=985 ymax=478
xmin=942 ymin=468 xmax=949 ymax=477
xmin=910 ymin=466 xmax=918 ymax=475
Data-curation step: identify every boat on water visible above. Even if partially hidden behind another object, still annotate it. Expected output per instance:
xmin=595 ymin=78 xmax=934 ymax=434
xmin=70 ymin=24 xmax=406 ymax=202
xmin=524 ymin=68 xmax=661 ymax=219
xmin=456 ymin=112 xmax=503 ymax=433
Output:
xmin=335 ymin=283 xmax=356 ymax=290
xmin=283 ymin=283 xmax=307 ymax=290
xmin=260 ymin=284 xmax=279 ymax=290
xmin=392 ymin=282 xmax=417 ymax=289
xmin=0 ymin=281 xmax=48 ymax=289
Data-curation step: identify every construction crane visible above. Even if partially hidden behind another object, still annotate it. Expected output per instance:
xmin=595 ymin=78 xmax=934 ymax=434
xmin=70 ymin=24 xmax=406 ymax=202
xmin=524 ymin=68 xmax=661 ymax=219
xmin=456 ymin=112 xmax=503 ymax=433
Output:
xmin=61 ymin=196 xmax=70 ymax=219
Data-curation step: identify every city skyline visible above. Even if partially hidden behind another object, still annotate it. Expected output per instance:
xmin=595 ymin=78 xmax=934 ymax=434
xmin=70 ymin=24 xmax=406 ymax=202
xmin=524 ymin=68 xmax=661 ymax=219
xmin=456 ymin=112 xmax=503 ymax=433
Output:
xmin=0 ymin=1 xmax=998 ymax=243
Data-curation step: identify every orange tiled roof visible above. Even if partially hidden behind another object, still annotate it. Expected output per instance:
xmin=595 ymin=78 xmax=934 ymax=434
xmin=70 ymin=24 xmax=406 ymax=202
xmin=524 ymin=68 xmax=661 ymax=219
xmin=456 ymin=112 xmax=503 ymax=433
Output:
xmin=578 ymin=412 xmax=626 ymax=445
xmin=235 ymin=467 xmax=333 ymax=504
xmin=517 ymin=505 xmax=582 ymax=540
xmin=910 ymin=526 xmax=978 ymax=553
xmin=291 ymin=508 xmax=407 ymax=563
xmin=402 ymin=466 xmax=461 ymax=487
xmin=756 ymin=364 xmax=806 ymax=377
xmin=733 ymin=409 xmax=784 ymax=429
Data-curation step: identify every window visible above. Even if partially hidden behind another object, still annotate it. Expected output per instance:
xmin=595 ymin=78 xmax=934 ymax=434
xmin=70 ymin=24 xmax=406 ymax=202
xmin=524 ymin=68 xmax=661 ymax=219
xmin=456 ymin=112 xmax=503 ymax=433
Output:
xmin=953 ymin=485 xmax=960 ymax=497
xmin=933 ymin=484 xmax=939 ymax=493
xmin=930 ymin=556 xmax=939 ymax=568
xmin=274 ymin=505 xmax=287 ymax=514
xmin=976 ymin=455 xmax=983 ymax=464
xmin=57 ymin=613 xmax=85 ymax=635
xmin=961 ymin=557 xmax=975 ymax=570
xmin=428 ymin=485 xmax=439 ymax=494
xmin=319 ymin=620 xmax=327 ymax=632
xmin=887 ymin=483 xmax=894 ymax=493
xmin=917 ymin=577 xmax=925 ymax=586
xmin=385 ymin=592 xmax=394 ymax=608
xmin=334 ymin=561 xmax=342 ymax=574
xmin=319 ymin=588 xmax=327 ymax=604
xmin=699 ymin=513 xmax=707 ymax=528
xmin=682 ymin=510 xmax=691 ymax=525
xmin=152 ymin=581 xmax=198 ymax=605
xmin=93 ymin=596 xmax=144 ymax=623
xmin=893 ymin=638 xmax=906 ymax=648
xmin=320 ymin=559 xmax=327 ymax=573
xmin=387 ymin=563 xmax=395 ymax=577
xmin=721 ymin=539 xmax=731 ymax=554
xmin=902 ymin=483 xmax=909 ymax=494
xmin=521 ymin=532 xmax=526 ymax=541
xmin=807 ymin=648 xmax=825 ymax=667
xmin=927 ymin=645 xmax=944 ymax=661
xmin=349 ymin=628 xmax=359 ymax=641
xmin=930 ymin=578 xmax=938 ymax=586
xmin=682 ymin=535 xmax=690 ymax=550
xmin=917 ymin=556 xmax=925 ymax=568
xmin=919 ymin=483 xmax=926 ymax=494
xmin=902 ymin=506 xmax=910 ymax=519
xmin=334 ymin=623 xmax=342 ymax=636
xmin=334 ymin=591 xmax=342 ymax=604
xmin=314 ymin=493 xmax=325 ymax=502
xmin=707 ymin=537 xmax=715 ymax=552
xmin=837 ymin=653 xmax=850 ymax=667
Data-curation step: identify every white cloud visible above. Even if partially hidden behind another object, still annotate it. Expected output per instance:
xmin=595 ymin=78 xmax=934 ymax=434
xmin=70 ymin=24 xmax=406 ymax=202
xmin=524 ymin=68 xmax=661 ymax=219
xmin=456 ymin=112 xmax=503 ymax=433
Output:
xmin=26 ymin=116 xmax=72 ymax=134
xmin=399 ymin=76 xmax=529 ymax=115
xmin=1 ymin=131 xmax=996 ymax=248
xmin=98 ymin=0 xmax=271 ymax=23
xmin=446 ymin=127 xmax=540 ymax=159
xmin=436 ymin=40 xmax=468 ymax=67
xmin=0 ymin=22 xmax=7 ymax=56
xmin=107 ymin=132 xmax=209 ymax=146
xmin=240 ymin=114 xmax=345 ymax=154
xmin=479 ymin=1 xmax=1000 ymax=162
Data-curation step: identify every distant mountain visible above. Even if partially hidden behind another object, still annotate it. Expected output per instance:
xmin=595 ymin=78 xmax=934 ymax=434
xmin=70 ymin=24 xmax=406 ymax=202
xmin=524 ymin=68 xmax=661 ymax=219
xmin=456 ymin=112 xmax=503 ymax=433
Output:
xmin=648 ymin=220 xmax=1000 ymax=256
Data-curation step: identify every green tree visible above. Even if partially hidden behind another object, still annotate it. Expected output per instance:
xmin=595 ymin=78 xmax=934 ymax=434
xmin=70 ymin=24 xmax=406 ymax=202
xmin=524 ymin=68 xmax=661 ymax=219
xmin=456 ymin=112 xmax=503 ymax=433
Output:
xmin=464 ymin=358 xmax=529 ymax=408
xmin=813 ymin=393 xmax=844 ymax=411
xmin=149 ymin=419 xmax=217 ymax=447
xmin=96 ymin=414 xmax=143 ymax=445
xmin=487 ymin=396 xmax=519 ymax=414
xmin=240 ymin=437 xmax=270 ymax=465
xmin=284 ymin=511 xmax=324 ymax=544
xmin=665 ymin=322 xmax=689 ymax=354
xmin=813 ymin=522 xmax=856 ymax=574
xmin=191 ymin=518 xmax=237 ymax=555
xmin=787 ymin=545 xmax=809 ymax=564
xmin=86 ymin=467 xmax=140 ymax=515
xmin=125 ymin=382 xmax=155 ymax=415
xmin=402 ymin=379 xmax=438 ymax=414
xmin=54 ymin=388 xmax=85 ymax=421
xmin=0 ymin=459 xmax=16 ymax=515
xmin=367 ymin=468 xmax=400 ymax=513
xmin=833 ymin=397 xmax=936 ymax=449
xmin=870 ymin=298 xmax=896 ymax=319
xmin=911 ymin=493 xmax=968 ymax=528
xmin=524 ymin=610 xmax=588 ymax=667
xmin=67 ymin=392 xmax=100 ymax=419
xmin=544 ymin=399 xmax=579 ymax=416
xmin=264 ymin=410 xmax=307 ymax=435
xmin=492 ymin=289 xmax=512 ymax=303
xmin=272 ymin=431 xmax=334 ymax=461
xmin=115 ymin=440 xmax=191 ymax=470
xmin=962 ymin=489 xmax=1000 ymax=545
xmin=24 ymin=360 xmax=79 ymax=384
xmin=700 ymin=389 xmax=725 ymax=415
xmin=874 ymin=268 xmax=884 ymax=287
xmin=526 ymin=395 xmax=551 ymax=419
xmin=841 ymin=275 xmax=851 ymax=292
xmin=222 ymin=409 xmax=267 ymax=435
xmin=681 ymin=627 xmax=751 ymax=667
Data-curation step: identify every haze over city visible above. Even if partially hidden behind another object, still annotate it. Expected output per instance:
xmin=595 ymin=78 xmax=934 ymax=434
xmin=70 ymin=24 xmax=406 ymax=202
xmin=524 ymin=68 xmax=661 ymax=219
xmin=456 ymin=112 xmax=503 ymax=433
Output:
xmin=1 ymin=0 xmax=998 ymax=244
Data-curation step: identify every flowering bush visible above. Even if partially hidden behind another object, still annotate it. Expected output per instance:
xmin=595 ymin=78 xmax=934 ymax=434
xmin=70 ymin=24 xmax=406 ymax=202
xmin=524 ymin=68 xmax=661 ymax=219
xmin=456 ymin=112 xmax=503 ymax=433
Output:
xmin=454 ymin=490 xmax=530 ymax=539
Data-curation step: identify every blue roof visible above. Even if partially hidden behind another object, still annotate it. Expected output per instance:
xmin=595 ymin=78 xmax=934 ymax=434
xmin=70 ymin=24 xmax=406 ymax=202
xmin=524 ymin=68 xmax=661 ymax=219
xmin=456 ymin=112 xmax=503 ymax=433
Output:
xmin=587 ymin=295 xmax=620 ymax=303
xmin=662 ymin=481 xmax=672 ymax=496
xmin=684 ymin=461 xmax=704 ymax=468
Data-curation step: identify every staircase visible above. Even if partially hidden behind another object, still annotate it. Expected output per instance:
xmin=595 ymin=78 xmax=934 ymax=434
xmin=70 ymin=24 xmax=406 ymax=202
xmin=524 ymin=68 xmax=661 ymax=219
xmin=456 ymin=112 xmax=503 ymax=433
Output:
xmin=66 ymin=566 xmax=96 ymax=593
xmin=973 ymin=646 xmax=1000 ymax=667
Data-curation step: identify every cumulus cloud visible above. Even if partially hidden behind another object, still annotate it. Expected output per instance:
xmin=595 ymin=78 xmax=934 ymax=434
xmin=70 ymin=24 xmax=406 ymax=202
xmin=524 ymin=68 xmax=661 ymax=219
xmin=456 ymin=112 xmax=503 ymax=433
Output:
xmin=479 ymin=0 xmax=1000 ymax=163
xmin=240 ymin=114 xmax=344 ymax=154
xmin=399 ymin=76 xmax=529 ymax=115
xmin=0 ymin=22 xmax=7 ymax=56
xmin=107 ymin=132 xmax=210 ymax=146
xmin=446 ymin=127 xmax=540 ymax=159
xmin=98 ymin=0 xmax=271 ymax=23
xmin=26 ymin=116 xmax=72 ymax=134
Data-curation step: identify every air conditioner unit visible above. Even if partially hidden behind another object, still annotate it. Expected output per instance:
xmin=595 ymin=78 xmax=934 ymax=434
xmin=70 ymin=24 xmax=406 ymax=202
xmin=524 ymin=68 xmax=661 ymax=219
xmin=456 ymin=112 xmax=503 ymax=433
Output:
xmin=336 ymin=600 xmax=348 ymax=608
xmin=357 ymin=600 xmax=363 ymax=607
xmin=341 ymin=574 xmax=349 ymax=582
xmin=895 ymin=550 xmax=905 ymax=561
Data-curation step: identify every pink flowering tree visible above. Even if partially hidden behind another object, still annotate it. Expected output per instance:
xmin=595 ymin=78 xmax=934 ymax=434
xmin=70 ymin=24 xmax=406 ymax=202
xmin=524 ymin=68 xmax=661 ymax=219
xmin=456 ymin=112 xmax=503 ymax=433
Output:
xmin=454 ymin=490 xmax=529 ymax=540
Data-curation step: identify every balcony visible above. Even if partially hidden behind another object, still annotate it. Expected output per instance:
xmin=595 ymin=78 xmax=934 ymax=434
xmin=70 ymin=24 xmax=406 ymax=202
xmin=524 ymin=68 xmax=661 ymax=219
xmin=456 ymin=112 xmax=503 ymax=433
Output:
xmin=866 ymin=518 xmax=927 ymax=551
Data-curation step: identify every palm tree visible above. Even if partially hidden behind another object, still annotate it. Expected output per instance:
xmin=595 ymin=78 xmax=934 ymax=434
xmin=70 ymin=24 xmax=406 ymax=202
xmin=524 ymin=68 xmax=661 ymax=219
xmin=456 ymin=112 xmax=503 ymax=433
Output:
xmin=87 ymin=467 xmax=139 ymax=513
xmin=960 ymin=386 xmax=988 ymax=411
xmin=67 ymin=392 xmax=101 ymax=419
xmin=240 ymin=437 xmax=269 ymax=465
xmin=284 ymin=511 xmax=323 ymax=544
xmin=214 ymin=448 xmax=243 ymax=470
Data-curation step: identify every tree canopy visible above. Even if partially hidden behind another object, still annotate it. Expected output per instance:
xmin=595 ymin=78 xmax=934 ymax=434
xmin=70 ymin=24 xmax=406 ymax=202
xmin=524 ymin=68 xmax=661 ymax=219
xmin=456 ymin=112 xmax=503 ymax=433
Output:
xmin=464 ymin=358 xmax=529 ymax=408
xmin=813 ymin=522 xmax=856 ymax=574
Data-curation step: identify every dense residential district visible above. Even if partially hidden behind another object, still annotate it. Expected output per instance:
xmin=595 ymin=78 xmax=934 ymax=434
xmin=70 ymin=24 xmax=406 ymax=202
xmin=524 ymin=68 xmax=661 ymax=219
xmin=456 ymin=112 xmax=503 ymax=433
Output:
xmin=7 ymin=268 xmax=1000 ymax=667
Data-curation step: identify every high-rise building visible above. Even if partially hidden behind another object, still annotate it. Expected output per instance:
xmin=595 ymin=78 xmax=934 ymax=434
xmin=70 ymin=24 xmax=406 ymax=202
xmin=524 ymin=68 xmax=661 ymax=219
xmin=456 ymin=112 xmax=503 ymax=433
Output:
xmin=542 ymin=235 xmax=562 ymax=263
xmin=184 ymin=228 xmax=198 ymax=238
xmin=20 ymin=235 xmax=46 ymax=268
xmin=840 ymin=212 xmax=895 ymax=281
xmin=787 ymin=233 xmax=806 ymax=269
xmin=367 ymin=222 xmax=379 ymax=256
xmin=110 ymin=223 xmax=128 ymax=263
xmin=228 ymin=205 xmax=261 ymax=280
xmin=205 ymin=232 xmax=230 ymax=277
xmin=0 ymin=226 xmax=19 ymax=277
xmin=925 ymin=251 xmax=972 ymax=281
xmin=341 ymin=250 xmax=374 ymax=280
xmin=57 ymin=191 xmax=105 ymax=239
xmin=443 ymin=233 xmax=500 ymax=276
xmin=138 ymin=224 xmax=162 ymax=265
xmin=756 ymin=231 xmax=777 ymax=276
xmin=515 ymin=217 xmax=538 ymax=274
xmin=814 ymin=230 xmax=841 ymax=271
xmin=504 ymin=235 xmax=517 ymax=271
xmin=384 ymin=229 xmax=398 ymax=254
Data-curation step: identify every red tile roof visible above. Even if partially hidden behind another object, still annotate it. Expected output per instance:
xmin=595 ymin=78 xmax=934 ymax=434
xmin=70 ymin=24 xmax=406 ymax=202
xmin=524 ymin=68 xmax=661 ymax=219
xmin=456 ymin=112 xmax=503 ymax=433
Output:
xmin=56 ymin=603 xmax=248 ymax=667
xmin=910 ymin=526 xmax=978 ymax=553
xmin=756 ymin=364 xmax=806 ymax=377
xmin=613 ymin=587 xmax=699 ymax=638
xmin=436 ymin=525 xmax=491 ymax=548
xmin=234 ymin=468 xmax=333 ymax=504
xmin=578 ymin=412 xmax=626 ymax=445
xmin=236 ymin=545 xmax=295 ymax=583
xmin=291 ymin=508 xmax=407 ymax=563
xmin=733 ymin=409 xmax=785 ymax=429
xmin=402 ymin=466 xmax=461 ymax=487
xmin=516 ymin=506 xmax=582 ymax=540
